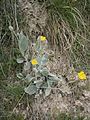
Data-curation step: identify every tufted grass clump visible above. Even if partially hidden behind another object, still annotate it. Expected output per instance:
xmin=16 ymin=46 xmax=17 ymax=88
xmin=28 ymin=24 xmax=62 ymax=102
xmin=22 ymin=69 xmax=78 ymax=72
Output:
xmin=45 ymin=0 xmax=89 ymax=71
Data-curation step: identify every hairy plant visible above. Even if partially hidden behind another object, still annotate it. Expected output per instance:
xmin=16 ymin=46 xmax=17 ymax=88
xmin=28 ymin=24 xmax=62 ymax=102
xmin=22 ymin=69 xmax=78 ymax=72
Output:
xmin=16 ymin=32 xmax=62 ymax=97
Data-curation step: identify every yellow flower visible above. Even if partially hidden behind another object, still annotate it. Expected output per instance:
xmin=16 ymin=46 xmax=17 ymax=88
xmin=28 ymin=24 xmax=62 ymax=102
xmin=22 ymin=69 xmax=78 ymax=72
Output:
xmin=78 ymin=71 xmax=86 ymax=80
xmin=40 ymin=36 xmax=46 ymax=41
xmin=31 ymin=59 xmax=38 ymax=65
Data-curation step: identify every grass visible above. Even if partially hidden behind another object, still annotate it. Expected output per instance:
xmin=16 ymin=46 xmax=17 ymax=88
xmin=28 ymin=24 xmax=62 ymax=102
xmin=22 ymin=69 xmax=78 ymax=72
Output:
xmin=45 ymin=0 xmax=89 ymax=71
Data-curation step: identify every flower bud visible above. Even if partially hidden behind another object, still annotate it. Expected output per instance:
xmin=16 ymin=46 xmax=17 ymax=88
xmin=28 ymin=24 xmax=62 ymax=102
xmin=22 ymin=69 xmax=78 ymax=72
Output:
xmin=9 ymin=26 xmax=14 ymax=31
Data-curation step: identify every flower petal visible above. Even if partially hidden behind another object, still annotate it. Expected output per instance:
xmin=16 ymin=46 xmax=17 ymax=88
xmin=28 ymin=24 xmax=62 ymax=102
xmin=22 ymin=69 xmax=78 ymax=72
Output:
xmin=78 ymin=71 xmax=86 ymax=80
xmin=31 ymin=59 xmax=38 ymax=65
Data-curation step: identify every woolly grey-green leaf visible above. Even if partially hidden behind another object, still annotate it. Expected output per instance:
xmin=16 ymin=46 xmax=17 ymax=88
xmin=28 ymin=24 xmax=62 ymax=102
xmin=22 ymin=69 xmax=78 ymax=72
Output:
xmin=41 ymin=54 xmax=48 ymax=65
xmin=34 ymin=79 xmax=43 ymax=88
xmin=16 ymin=73 xmax=24 ymax=79
xmin=16 ymin=58 xmax=24 ymax=63
xmin=40 ymin=68 xmax=49 ymax=76
xmin=45 ymin=87 xmax=51 ymax=97
xmin=24 ymin=61 xmax=30 ymax=71
xmin=48 ymin=73 xmax=60 ymax=81
xmin=18 ymin=31 xmax=28 ymax=56
xmin=25 ymin=74 xmax=35 ymax=82
xmin=24 ymin=84 xmax=37 ymax=95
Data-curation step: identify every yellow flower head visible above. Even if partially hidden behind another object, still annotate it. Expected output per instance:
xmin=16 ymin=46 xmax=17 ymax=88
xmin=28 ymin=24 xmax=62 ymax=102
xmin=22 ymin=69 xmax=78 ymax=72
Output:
xmin=31 ymin=59 xmax=38 ymax=65
xmin=40 ymin=36 xmax=46 ymax=41
xmin=78 ymin=71 xmax=86 ymax=80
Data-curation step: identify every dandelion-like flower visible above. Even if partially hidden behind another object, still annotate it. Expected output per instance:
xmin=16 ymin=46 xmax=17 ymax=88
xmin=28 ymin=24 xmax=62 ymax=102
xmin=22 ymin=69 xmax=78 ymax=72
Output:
xmin=78 ymin=71 xmax=86 ymax=80
xmin=40 ymin=36 xmax=46 ymax=41
xmin=31 ymin=59 xmax=38 ymax=65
